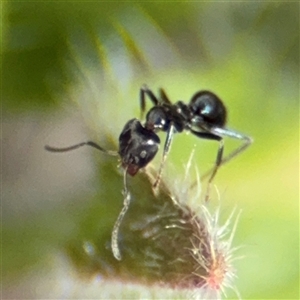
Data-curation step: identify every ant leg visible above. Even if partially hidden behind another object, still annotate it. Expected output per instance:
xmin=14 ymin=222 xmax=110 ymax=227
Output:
xmin=191 ymin=128 xmax=252 ymax=201
xmin=140 ymin=85 xmax=159 ymax=120
xmin=153 ymin=123 xmax=175 ymax=188
xmin=140 ymin=86 xmax=173 ymax=119
xmin=159 ymin=88 xmax=172 ymax=104
xmin=45 ymin=141 xmax=118 ymax=156
xmin=201 ymin=127 xmax=253 ymax=178
xmin=204 ymin=139 xmax=224 ymax=202
xmin=190 ymin=130 xmax=223 ymax=201
xmin=111 ymin=169 xmax=131 ymax=260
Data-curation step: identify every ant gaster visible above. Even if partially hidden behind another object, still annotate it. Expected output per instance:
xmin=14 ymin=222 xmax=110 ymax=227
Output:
xmin=45 ymin=85 xmax=252 ymax=260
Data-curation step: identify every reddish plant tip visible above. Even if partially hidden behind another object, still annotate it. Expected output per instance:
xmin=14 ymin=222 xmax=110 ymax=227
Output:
xmin=206 ymin=253 xmax=226 ymax=290
xmin=67 ymin=165 xmax=240 ymax=299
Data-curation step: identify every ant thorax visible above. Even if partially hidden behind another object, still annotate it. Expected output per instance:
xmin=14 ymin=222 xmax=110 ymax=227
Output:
xmin=145 ymin=104 xmax=186 ymax=133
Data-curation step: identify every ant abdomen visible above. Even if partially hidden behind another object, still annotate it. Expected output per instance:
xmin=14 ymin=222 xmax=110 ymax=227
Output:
xmin=189 ymin=91 xmax=227 ymax=127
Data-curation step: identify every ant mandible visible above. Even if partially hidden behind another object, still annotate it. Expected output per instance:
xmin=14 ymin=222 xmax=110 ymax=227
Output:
xmin=45 ymin=85 xmax=252 ymax=260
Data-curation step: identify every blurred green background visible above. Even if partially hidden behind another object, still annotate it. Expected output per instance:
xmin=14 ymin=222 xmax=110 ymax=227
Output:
xmin=2 ymin=2 xmax=299 ymax=299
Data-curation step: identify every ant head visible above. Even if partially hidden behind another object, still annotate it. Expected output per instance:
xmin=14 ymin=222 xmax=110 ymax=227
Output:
xmin=189 ymin=91 xmax=227 ymax=127
xmin=119 ymin=119 xmax=160 ymax=176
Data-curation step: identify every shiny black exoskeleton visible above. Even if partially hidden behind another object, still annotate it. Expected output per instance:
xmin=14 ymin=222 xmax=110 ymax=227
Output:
xmin=118 ymin=118 xmax=160 ymax=176
xmin=45 ymin=85 xmax=252 ymax=260
xmin=121 ymin=86 xmax=251 ymax=190
xmin=117 ymin=90 xmax=228 ymax=183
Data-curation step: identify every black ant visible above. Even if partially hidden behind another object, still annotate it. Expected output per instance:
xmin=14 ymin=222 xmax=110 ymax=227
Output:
xmin=45 ymin=85 xmax=252 ymax=260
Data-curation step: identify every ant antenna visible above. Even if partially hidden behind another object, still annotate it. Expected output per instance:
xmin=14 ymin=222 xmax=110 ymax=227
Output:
xmin=111 ymin=167 xmax=131 ymax=260
xmin=45 ymin=140 xmax=131 ymax=260
xmin=45 ymin=141 xmax=118 ymax=156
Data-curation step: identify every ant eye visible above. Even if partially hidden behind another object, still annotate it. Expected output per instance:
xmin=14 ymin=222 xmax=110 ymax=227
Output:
xmin=189 ymin=91 xmax=227 ymax=127
xmin=140 ymin=150 xmax=147 ymax=158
